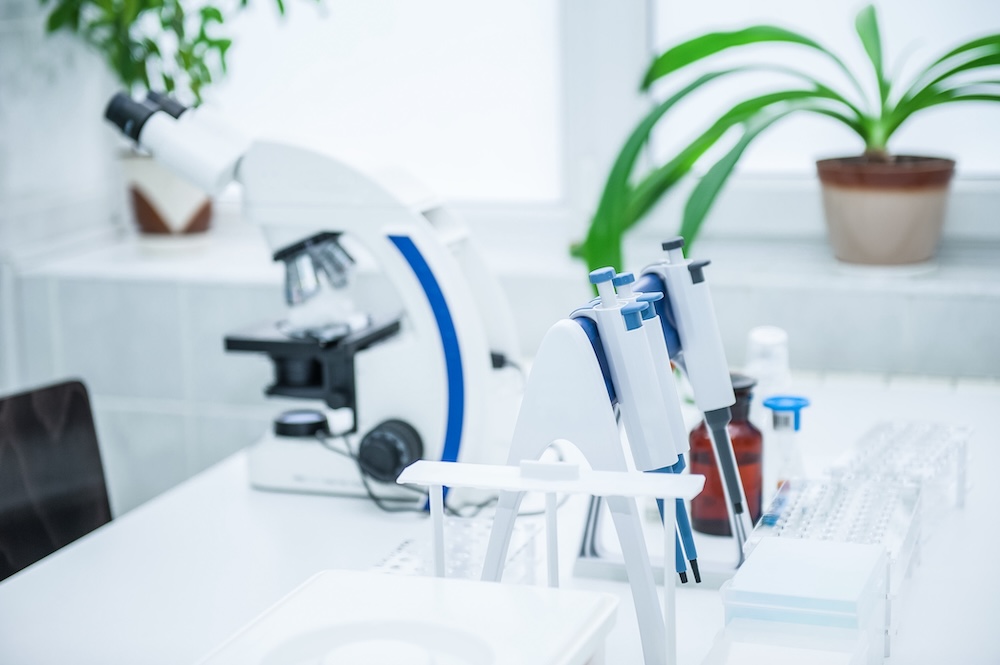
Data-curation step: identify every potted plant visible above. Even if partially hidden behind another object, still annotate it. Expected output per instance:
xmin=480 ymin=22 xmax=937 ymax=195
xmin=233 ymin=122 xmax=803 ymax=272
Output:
xmin=571 ymin=5 xmax=1000 ymax=270
xmin=40 ymin=0 xmax=308 ymax=237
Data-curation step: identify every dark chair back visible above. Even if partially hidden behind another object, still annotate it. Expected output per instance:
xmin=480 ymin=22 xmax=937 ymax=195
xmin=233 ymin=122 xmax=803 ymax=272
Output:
xmin=0 ymin=380 xmax=111 ymax=582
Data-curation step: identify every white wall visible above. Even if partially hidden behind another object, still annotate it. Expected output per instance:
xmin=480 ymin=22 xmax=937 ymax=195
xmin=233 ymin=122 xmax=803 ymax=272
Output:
xmin=1 ymin=1 xmax=126 ymax=391
xmin=207 ymin=0 xmax=562 ymax=202
xmin=0 ymin=7 xmax=123 ymax=259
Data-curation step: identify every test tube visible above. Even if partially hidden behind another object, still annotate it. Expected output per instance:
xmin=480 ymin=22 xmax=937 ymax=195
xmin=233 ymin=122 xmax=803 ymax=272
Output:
xmin=763 ymin=396 xmax=810 ymax=489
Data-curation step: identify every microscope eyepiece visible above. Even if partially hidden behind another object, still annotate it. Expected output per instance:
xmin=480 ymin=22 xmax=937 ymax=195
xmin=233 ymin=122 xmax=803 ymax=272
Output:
xmin=104 ymin=93 xmax=160 ymax=142
xmin=145 ymin=91 xmax=188 ymax=119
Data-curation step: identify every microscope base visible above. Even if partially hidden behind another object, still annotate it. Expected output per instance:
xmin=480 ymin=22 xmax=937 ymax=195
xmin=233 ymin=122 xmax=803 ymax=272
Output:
xmin=247 ymin=432 xmax=414 ymax=500
xmin=246 ymin=369 xmax=521 ymax=500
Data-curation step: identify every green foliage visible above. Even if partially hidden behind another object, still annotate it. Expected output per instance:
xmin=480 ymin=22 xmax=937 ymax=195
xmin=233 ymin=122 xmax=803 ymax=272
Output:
xmin=40 ymin=0 xmax=309 ymax=104
xmin=572 ymin=5 xmax=1000 ymax=273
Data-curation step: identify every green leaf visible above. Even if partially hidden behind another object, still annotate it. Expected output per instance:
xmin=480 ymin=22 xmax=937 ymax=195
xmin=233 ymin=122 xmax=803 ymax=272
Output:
xmin=627 ymin=90 xmax=864 ymax=228
xmin=887 ymin=81 xmax=1000 ymax=137
xmin=45 ymin=1 xmax=80 ymax=33
xmin=928 ymin=33 xmax=1000 ymax=69
xmin=162 ymin=74 xmax=176 ymax=93
xmin=123 ymin=0 xmax=139 ymax=24
xmin=641 ymin=25 xmax=868 ymax=108
xmin=925 ymin=49 xmax=1000 ymax=89
xmin=891 ymin=50 xmax=1000 ymax=133
xmin=644 ymin=27 xmax=814 ymax=87
xmin=176 ymin=47 xmax=193 ymax=69
xmin=854 ymin=5 xmax=888 ymax=107
xmin=275 ymin=0 xmax=286 ymax=15
xmin=679 ymin=104 xmax=816 ymax=246
xmin=576 ymin=64 xmax=866 ymax=272
xmin=137 ymin=59 xmax=150 ymax=90
xmin=896 ymin=38 xmax=1000 ymax=108
xmin=578 ymin=69 xmax=747 ymax=271
xmin=215 ymin=38 xmax=233 ymax=73
xmin=200 ymin=6 xmax=224 ymax=23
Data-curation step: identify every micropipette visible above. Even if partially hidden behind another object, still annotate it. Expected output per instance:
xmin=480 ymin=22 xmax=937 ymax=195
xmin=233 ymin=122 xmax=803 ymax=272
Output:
xmin=653 ymin=455 xmax=701 ymax=583
xmin=643 ymin=237 xmax=753 ymax=562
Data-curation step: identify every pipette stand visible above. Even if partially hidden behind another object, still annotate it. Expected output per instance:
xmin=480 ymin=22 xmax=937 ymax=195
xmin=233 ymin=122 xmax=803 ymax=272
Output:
xmin=400 ymin=390 xmax=704 ymax=665
xmin=466 ymin=318 xmax=697 ymax=665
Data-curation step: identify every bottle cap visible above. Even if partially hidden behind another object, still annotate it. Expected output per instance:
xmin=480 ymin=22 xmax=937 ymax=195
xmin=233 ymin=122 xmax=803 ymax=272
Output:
xmin=763 ymin=395 xmax=810 ymax=431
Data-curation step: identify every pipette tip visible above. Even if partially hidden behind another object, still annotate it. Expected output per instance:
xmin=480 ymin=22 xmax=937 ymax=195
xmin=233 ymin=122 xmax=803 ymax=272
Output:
xmin=690 ymin=559 xmax=701 ymax=584
xmin=678 ymin=571 xmax=688 ymax=584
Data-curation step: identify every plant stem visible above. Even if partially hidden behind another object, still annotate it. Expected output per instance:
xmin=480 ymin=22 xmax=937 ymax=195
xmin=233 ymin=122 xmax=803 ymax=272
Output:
xmin=863 ymin=147 xmax=891 ymax=162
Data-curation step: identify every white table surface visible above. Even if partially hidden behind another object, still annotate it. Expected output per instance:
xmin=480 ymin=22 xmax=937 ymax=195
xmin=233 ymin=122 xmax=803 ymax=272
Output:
xmin=1 ymin=373 xmax=999 ymax=664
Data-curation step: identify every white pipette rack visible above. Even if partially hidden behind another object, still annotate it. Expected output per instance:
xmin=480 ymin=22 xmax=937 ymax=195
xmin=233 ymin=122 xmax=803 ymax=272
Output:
xmin=398 ymin=459 xmax=704 ymax=665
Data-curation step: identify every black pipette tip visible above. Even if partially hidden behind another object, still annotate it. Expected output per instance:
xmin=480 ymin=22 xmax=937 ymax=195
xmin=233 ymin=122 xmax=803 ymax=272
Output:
xmin=690 ymin=559 xmax=702 ymax=584
xmin=678 ymin=571 xmax=688 ymax=584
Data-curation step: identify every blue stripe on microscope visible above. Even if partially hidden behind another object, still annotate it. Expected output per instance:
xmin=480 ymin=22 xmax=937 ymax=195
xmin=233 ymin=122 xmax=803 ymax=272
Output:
xmin=388 ymin=236 xmax=465 ymax=474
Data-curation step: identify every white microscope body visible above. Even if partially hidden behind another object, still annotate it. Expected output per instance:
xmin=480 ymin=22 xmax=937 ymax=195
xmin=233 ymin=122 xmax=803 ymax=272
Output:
xmin=105 ymin=94 xmax=521 ymax=499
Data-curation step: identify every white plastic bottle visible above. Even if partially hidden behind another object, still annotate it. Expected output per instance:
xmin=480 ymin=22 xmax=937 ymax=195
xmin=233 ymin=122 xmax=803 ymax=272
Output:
xmin=744 ymin=326 xmax=790 ymax=491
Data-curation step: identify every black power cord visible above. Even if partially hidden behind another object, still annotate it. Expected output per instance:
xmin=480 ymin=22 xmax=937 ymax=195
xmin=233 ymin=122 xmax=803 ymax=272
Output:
xmin=490 ymin=352 xmax=526 ymax=382
xmin=315 ymin=431 xmax=441 ymax=515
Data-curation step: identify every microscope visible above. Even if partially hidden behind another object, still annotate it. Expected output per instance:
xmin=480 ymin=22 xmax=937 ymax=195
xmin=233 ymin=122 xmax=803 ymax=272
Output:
xmin=105 ymin=93 xmax=523 ymax=501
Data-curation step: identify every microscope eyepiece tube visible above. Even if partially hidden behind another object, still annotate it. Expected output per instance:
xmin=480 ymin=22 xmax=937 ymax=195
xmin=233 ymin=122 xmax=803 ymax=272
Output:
xmin=145 ymin=91 xmax=188 ymax=119
xmin=104 ymin=93 xmax=160 ymax=142
xmin=103 ymin=91 xmax=245 ymax=195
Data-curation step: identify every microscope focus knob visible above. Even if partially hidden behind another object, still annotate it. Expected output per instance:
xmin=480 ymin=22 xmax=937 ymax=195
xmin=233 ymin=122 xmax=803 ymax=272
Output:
xmin=357 ymin=420 xmax=424 ymax=483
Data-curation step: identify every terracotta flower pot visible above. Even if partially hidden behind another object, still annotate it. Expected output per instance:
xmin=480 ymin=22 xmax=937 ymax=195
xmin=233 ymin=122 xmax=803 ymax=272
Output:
xmin=816 ymin=156 xmax=955 ymax=265
xmin=120 ymin=152 xmax=212 ymax=235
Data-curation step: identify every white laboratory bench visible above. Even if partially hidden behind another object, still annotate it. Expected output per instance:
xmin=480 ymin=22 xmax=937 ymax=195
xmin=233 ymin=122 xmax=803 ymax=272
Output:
xmin=1 ymin=373 xmax=999 ymax=664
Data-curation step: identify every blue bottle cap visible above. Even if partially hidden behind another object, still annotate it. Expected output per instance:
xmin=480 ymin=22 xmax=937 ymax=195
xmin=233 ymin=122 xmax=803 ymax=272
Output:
xmin=621 ymin=302 xmax=648 ymax=331
xmin=763 ymin=395 xmax=810 ymax=431
xmin=589 ymin=267 xmax=616 ymax=285
xmin=612 ymin=272 xmax=636 ymax=288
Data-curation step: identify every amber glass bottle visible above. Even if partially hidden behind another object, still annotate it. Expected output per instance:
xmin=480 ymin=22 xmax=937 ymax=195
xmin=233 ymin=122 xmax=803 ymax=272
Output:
xmin=689 ymin=373 xmax=763 ymax=536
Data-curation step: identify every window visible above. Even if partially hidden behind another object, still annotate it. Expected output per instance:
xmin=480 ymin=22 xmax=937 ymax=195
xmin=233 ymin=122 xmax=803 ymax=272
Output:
xmin=210 ymin=0 xmax=562 ymax=202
